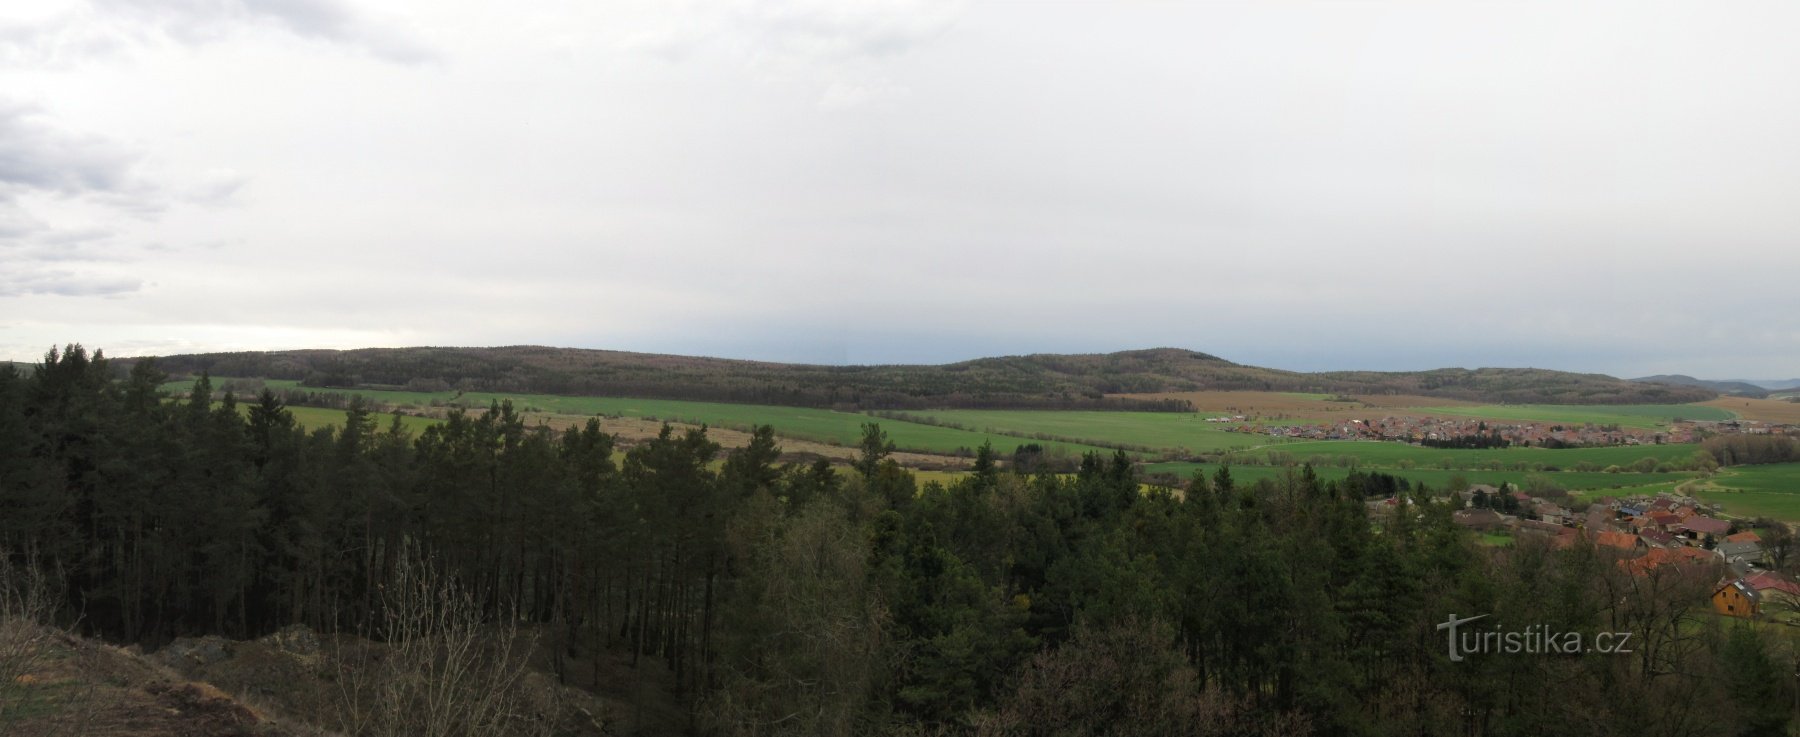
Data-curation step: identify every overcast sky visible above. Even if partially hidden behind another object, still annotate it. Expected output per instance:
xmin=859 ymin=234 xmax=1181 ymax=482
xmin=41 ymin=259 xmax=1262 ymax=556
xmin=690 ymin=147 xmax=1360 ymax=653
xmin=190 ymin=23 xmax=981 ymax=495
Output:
xmin=4 ymin=1 xmax=1798 ymax=377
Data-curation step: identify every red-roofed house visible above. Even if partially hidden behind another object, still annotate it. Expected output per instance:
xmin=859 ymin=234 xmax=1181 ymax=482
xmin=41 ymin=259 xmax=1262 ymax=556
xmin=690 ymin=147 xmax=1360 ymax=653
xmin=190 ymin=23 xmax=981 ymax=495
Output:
xmin=1727 ymin=531 xmax=1762 ymax=544
xmin=1594 ymin=530 xmax=1643 ymax=553
xmin=1623 ymin=546 xmax=1719 ymax=576
xmin=1680 ymin=516 xmax=1731 ymax=539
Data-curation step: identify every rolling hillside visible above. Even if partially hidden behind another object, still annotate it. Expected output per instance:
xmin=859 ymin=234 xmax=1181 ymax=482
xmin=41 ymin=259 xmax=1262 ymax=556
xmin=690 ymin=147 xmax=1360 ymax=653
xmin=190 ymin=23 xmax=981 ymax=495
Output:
xmin=1633 ymin=374 xmax=1770 ymax=397
xmin=124 ymin=346 xmax=1717 ymax=410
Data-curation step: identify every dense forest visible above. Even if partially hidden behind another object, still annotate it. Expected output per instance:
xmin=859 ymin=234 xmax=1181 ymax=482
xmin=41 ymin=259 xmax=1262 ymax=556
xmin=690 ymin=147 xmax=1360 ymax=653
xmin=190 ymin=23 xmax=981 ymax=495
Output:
xmin=2 ymin=346 xmax=1791 ymax=736
xmin=126 ymin=345 xmax=1717 ymax=410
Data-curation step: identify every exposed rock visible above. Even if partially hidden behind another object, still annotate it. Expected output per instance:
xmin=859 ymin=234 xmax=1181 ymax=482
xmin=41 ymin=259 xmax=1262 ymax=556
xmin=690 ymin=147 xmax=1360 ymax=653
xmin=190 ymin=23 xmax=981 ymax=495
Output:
xmin=154 ymin=635 xmax=235 ymax=675
xmin=256 ymin=624 xmax=320 ymax=657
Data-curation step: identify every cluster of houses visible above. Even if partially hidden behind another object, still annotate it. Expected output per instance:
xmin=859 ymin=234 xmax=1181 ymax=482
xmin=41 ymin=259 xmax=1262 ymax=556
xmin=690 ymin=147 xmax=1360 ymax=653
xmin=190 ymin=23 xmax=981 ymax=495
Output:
xmin=1227 ymin=417 xmax=1685 ymax=447
xmin=1674 ymin=419 xmax=1796 ymax=437
xmin=1223 ymin=415 xmax=1795 ymax=448
xmin=1447 ymin=487 xmax=1799 ymax=620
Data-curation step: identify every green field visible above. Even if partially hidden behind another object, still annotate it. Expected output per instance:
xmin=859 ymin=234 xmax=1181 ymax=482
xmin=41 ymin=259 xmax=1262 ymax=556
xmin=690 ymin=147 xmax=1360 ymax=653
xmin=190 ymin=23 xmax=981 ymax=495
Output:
xmin=1241 ymin=439 xmax=1706 ymax=470
xmin=166 ymin=380 xmax=1118 ymax=458
xmin=1691 ymin=463 xmax=1800 ymax=520
xmin=1412 ymin=403 xmax=1734 ymax=429
xmin=888 ymin=409 xmax=1277 ymax=453
xmin=167 ymin=379 xmax=1732 ymax=498
xmin=1139 ymin=462 xmax=1692 ymax=494
xmin=282 ymin=405 xmax=442 ymax=434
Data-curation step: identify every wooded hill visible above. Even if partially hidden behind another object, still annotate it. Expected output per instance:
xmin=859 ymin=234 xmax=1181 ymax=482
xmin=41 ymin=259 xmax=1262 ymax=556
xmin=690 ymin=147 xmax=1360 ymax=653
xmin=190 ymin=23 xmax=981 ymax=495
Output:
xmin=126 ymin=345 xmax=1717 ymax=409
xmin=1633 ymin=374 xmax=1773 ymax=398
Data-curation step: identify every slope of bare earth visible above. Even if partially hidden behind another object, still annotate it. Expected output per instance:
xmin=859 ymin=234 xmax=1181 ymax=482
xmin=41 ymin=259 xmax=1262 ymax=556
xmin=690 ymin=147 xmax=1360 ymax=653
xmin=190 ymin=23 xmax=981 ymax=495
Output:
xmin=4 ymin=623 xmax=636 ymax=737
xmin=1 ymin=625 xmax=312 ymax=737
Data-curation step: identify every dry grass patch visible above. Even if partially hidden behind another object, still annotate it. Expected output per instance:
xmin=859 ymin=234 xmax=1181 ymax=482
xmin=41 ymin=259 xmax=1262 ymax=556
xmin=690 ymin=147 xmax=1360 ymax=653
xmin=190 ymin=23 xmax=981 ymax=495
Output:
xmin=1110 ymin=391 xmax=1476 ymax=423
xmin=1700 ymin=396 xmax=1800 ymax=424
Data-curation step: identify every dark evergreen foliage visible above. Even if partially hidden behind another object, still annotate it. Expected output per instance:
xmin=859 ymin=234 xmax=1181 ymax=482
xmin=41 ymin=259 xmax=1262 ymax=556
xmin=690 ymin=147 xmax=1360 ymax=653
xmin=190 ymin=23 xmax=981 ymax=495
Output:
xmin=1 ymin=344 xmax=1784 ymax=737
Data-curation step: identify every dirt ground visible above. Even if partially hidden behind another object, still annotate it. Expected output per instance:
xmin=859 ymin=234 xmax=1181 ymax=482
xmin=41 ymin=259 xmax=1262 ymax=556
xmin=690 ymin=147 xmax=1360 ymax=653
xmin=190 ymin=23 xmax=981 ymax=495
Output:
xmin=1 ymin=627 xmax=301 ymax=737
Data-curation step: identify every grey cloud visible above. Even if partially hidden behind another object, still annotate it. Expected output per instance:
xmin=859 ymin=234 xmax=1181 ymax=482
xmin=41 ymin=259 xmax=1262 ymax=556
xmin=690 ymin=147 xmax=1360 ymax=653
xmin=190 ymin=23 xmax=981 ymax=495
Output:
xmin=91 ymin=0 xmax=436 ymax=63
xmin=0 ymin=102 xmax=142 ymax=197
xmin=0 ymin=13 xmax=130 ymax=68
xmin=626 ymin=0 xmax=961 ymax=107
xmin=182 ymin=169 xmax=249 ymax=206
xmin=729 ymin=0 xmax=964 ymax=62
xmin=0 ymin=102 xmax=176 ymax=298
xmin=0 ymin=267 xmax=141 ymax=297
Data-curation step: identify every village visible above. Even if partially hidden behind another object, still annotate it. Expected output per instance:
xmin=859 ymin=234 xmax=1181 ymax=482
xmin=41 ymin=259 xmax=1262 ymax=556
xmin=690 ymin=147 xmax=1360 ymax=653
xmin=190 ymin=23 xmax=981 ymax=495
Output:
xmin=1222 ymin=414 xmax=1795 ymax=449
xmin=1437 ymin=486 xmax=1800 ymax=621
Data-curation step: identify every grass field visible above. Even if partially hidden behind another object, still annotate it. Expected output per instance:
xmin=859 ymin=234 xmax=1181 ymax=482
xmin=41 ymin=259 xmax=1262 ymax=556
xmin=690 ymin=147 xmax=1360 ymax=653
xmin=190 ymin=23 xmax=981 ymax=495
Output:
xmin=888 ymin=409 xmax=1277 ymax=453
xmin=1691 ymin=463 xmax=1800 ymax=520
xmin=1138 ymin=462 xmax=1692 ymax=494
xmin=1241 ymin=439 xmax=1706 ymax=469
xmin=167 ymin=379 xmax=1118 ymax=458
xmin=1409 ymin=403 xmax=1734 ymax=428
xmin=247 ymin=405 xmax=442 ymax=434
xmin=1112 ymin=390 xmax=1477 ymax=413
xmin=167 ymin=378 xmax=1733 ymax=498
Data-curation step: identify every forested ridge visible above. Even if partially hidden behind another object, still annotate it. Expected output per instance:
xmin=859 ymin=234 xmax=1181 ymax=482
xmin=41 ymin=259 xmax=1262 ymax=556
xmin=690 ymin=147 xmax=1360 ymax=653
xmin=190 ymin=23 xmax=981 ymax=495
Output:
xmin=127 ymin=345 xmax=1717 ymax=410
xmin=2 ymin=345 xmax=1790 ymax=737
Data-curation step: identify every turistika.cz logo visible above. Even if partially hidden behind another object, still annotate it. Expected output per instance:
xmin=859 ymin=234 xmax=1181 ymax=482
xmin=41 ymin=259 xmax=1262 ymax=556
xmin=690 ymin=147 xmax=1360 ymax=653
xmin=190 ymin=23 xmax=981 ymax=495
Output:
xmin=1436 ymin=614 xmax=1634 ymax=662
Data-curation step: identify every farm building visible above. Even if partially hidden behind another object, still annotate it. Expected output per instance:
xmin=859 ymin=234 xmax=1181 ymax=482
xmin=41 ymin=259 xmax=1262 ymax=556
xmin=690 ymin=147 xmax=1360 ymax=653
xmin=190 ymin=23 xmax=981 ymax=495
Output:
xmin=1717 ymin=540 xmax=1767 ymax=569
xmin=1714 ymin=579 xmax=1760 ymax=618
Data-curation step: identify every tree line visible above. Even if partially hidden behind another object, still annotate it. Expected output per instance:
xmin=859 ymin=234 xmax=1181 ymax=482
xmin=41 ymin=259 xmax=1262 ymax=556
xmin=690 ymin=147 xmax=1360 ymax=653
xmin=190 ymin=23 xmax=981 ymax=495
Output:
xmin=1704 ymin=434 xmax=1800 ymax=466
xmin=2 ymin=345 xmax=1793 ymax=736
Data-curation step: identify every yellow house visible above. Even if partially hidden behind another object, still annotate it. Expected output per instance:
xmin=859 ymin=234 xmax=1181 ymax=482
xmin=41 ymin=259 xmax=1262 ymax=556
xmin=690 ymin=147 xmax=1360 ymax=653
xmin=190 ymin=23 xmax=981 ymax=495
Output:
xmin=1713 ymin=579 xmax=1760 ymax=619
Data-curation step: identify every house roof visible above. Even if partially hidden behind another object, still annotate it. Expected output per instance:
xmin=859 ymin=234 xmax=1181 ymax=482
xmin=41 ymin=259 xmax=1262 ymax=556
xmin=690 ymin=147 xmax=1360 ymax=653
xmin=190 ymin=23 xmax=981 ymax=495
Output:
xmin=1624 ymin=546 xmax=1718 ymax=575
xmin=1681 ymin=517 xmax=1731 ymax=535
xmin=1717 ymin=579 xmax=1762 ymax=603
xmin=1454 ymin=508 xmax=1504 ymax=527
xmin=1727 ymin=531 xmax=1762 ymax=543
xmin=1639 ymin=529 xmax=1677 ymax=547
xmin=1594 ymin=530 xmax=1641 ymax=551
xmin=1746 ymin=572 xmax=1800 ymax=597
xmin=1718 ymin=540 xmax=1763 ymax=559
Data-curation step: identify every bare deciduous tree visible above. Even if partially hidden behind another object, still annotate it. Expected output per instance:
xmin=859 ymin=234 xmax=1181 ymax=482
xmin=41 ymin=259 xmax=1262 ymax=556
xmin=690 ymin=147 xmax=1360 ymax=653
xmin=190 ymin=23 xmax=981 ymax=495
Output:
xmin=330 ymin=546 xmax=560 ymax=737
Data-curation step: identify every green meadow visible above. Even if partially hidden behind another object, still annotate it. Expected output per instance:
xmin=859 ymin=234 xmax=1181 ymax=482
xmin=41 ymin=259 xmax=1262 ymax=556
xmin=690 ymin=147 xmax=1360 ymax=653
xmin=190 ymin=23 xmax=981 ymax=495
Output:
xmin=1241 ymin=439 xmax=1706 ymax=470
xmin=1691 ymin=463 xmax=1800 ymax=520
xmin=165 ymin=379 xmax=1735 ymax=500
xmin=883 ymin=409 xmax=1277 ymax=453
xmin=1138 ymin=462 xmax=1693 ymax=495
xmin=166 ymin=379 xmax=1117 ymax=458
xmin=1411 ymin=403 xmax=1734 ymax=429
xmin=283 ymin=405 xmax=441 ymax=434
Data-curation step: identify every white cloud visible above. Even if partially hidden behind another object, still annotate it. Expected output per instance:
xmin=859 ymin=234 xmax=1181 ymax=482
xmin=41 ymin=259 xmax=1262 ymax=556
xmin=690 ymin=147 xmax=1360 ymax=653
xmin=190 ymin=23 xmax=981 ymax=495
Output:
xmin=2 ymin=1 xmax=1799 ymax=376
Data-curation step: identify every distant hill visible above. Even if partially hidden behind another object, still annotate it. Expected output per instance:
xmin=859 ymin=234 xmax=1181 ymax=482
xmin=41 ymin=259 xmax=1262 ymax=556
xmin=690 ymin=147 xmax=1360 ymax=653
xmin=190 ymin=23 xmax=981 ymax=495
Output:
xmin=1633 ymin=374 xmax=1771 ymax=398
xmin=123 ymin=345 xmax=1717 ymax=410
xmin=1739 ymin=379 xmax=1800 ymax=391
